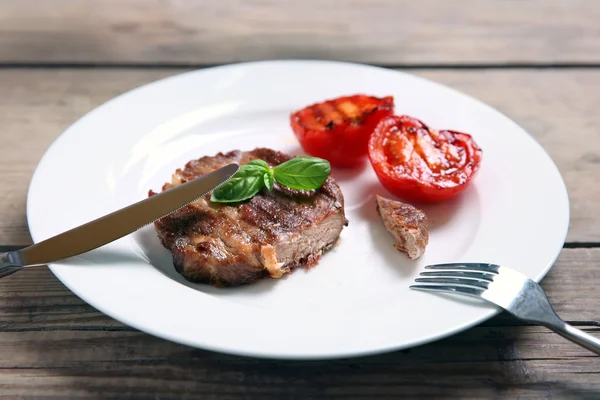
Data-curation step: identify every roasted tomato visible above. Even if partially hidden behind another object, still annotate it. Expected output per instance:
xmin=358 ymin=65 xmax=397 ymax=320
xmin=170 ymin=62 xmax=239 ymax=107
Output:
xmin=368 ymin=115 xmax=482 ymax=203
xmin=290 ymin=95 xmax=394 ymax=167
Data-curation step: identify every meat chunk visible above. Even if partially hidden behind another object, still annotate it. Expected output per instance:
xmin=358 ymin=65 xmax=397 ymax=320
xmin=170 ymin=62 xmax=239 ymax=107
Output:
xmin=150 ymin=148 xmax=348 ymax=287
xmin=376 ymin=195 xmax=428 ymax=259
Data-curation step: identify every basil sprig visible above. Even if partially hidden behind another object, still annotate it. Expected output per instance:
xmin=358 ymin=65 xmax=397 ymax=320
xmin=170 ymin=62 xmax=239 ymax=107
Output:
xmin=210 ymin=156 xmax=330 ymax=203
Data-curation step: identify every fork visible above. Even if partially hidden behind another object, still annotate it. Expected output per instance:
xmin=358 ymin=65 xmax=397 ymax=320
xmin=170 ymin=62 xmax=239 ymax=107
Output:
xmin=410 ymin=263 xmax=600 ymax=355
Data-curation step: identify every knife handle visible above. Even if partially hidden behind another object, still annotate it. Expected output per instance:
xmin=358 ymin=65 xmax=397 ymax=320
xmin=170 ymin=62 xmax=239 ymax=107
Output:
xmin=0 ymin=251 xmax=25 ymax=279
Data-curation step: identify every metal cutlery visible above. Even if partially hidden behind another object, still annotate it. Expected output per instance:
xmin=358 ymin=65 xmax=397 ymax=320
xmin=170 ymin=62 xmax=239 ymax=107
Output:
xmin=411 ymin=262 xmax=600 ymax=355
xmin=0 ymin=163 xmax=239 ymax=279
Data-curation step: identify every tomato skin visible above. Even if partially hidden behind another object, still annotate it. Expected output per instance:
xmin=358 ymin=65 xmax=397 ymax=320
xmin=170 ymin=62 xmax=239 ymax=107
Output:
xmin=290 ymin=95 xmax=394 ymax=167
xmin=368 ymin=115 xmax=482 ymax=203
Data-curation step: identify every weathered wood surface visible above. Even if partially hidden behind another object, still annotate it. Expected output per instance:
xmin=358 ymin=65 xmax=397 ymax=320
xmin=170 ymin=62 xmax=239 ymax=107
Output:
xmin=2 ymin=0 xmax=600 ymax=391
xmin=0 ymin=249 xmax=598 ymax=398
xmin=1 ymin=68 xmax=599 ymax=245
xmin=0 ymin=329 xmax=599 ymax=399
xmin=1 ymin=0 xmax=599 ymax=65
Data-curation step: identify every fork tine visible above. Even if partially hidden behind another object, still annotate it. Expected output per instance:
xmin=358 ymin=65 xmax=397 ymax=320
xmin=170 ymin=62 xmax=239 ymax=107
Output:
xmin=425 ymin=263 xmax=500 ymax=274
xmin=415 ymin=277 xmax=489 ymax=289
xmin=410 ymin=284 xmax=484 ymax=298
xmin=419 ymin=271 xmax=495 ymax=281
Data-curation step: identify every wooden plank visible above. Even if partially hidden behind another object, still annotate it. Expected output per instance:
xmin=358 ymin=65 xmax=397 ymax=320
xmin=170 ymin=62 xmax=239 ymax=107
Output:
xmin=0 ymin=326 xmax=599 ymax=398
xmin=0 ymin=248 xmax=598 ymax=331
xmin=1 ymin=68 xmax=599 ymax=244
xmin=0 ymin=1 xmax=599 ymax=65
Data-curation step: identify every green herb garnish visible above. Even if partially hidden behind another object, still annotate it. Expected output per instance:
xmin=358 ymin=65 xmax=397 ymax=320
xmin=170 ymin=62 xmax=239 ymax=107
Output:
xmin=210 ymin=156 xmax=331 ymax=203
xmin=272 ymin=156 xmax=331 ymax=190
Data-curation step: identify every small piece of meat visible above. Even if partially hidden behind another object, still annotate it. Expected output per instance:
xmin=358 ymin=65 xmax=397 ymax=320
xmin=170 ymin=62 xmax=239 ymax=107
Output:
xmin=151 ymin=148 xmax=348 ymax=287
xmin=376 ymin=195 xmax=428 ymax=259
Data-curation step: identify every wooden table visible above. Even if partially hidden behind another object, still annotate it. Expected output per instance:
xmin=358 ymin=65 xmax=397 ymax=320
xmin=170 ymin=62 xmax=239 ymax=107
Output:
xmin=1 ymin=1 xmax=599 ymax=398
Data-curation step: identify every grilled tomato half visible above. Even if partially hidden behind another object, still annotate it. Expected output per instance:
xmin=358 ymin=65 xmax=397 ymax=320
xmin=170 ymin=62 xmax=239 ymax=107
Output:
xmin=290 ymin=95 xmax=394 ymax=167
xmin=368 ymin=115 xmax=482 ymax=203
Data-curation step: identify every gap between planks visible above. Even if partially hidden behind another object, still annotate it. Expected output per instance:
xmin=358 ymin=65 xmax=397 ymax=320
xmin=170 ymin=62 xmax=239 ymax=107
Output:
xmin=3 ymin=62 xmax=600 ymax=70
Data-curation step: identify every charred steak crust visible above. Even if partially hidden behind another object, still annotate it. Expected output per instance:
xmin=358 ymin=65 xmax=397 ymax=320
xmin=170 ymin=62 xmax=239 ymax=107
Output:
xmin=150 ymin=148 xmax=348 ymax=287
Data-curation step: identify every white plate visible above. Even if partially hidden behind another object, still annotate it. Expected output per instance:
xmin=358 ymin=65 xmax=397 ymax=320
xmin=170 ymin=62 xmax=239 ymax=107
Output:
xmin=27 ymin=60 xmax=569 ymax=359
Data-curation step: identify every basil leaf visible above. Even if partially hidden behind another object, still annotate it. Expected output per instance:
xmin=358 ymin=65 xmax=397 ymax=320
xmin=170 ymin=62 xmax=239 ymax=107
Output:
xmin=264 ymin=170 xmax=274 ymax=191
xmin=273 ymin=156 xmax=331 ymax=190
xmin=247 ymin=159 xmax=270 ymax=172
xmin=210 ymin=156 xmax=329 ymax=202
xmin=210 ymin=164 xmax=265 ymax=203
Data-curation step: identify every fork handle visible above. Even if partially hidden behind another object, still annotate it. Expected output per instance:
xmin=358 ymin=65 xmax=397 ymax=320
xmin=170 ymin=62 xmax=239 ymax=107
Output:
xmin=546 ymin=322 xmax=600 ymax=355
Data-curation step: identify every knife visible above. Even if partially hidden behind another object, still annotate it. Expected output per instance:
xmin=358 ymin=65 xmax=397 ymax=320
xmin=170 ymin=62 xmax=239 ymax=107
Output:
xmin=0 ymin=163 xmax=239 ymax=278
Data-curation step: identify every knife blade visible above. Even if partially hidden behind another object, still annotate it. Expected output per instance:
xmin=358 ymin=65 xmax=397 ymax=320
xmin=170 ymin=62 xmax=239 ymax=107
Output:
xmin=1 ymin=163 xmax=238 ymax=274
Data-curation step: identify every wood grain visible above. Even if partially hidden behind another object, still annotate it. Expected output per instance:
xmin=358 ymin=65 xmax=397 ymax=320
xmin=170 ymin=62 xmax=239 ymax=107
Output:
xmin=0 ymin=248 xmax=598 ymax=398
xmin=0 ymin=329 xmax=599 ymax=399
xmin=1 ymin=68 xmax=599 ymax=244
xmin=1 ymin=0 xmax=599 ymax=65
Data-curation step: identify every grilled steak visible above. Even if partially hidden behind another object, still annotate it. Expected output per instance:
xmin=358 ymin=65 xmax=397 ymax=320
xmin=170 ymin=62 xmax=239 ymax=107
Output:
xmin=150 ymin=148 xmax=348 ymax=287
xmin=376 ymin=195 xmax=428 ymax=259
